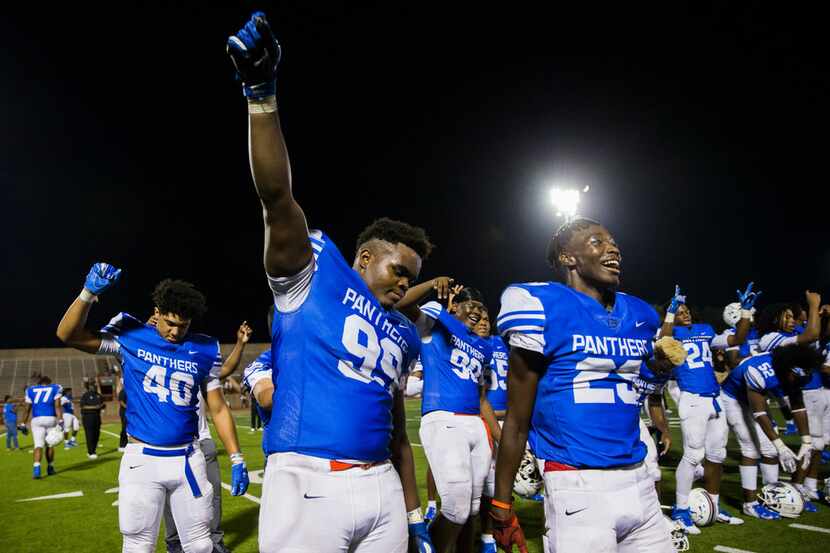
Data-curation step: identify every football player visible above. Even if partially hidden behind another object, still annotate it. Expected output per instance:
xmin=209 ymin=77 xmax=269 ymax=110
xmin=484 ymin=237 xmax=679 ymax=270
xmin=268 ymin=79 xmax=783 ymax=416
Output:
xmin=722 ymin=302 xmax=760 ymax=367
xmin=491 ymin=217 xmax=685 ymax=553
xmin=659 ymin=284 xmax=757 ymax=531
xmin=720 ymin=342 xmax=824 ymax=519
xmin=4 ymin=395 xmax=20 ymax=451
xmin=756 ymin=295 xmax=824 ymax=512
xmin=56 ymin=267 xmax=249 ymax=553
xmin=227 ymin=12 xmax=433 ymax=553
xmin=60 ymin=388 xmax=80 ymax=448
xmin=20 ymin=375 xmax=63 ymax=478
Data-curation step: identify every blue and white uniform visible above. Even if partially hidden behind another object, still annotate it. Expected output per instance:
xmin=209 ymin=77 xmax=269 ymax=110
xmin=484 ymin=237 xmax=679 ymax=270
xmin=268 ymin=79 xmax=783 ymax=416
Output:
xmin=25 ymin=383 xmax=62 ymax=448
xmin=258 ymin=230 xmax=421 ymax=553
xmin=417 ymin=301 xmax=493 ymax=524
xmin=241 ymin=349 xmax=274 ymax=453
xmin=498 ymin=282 xmax=671 ymax=553
xmin=60 ymin=392 xmax=79 ymax=432
xmin=97 ymin=313 xmax=222 ymax=553
xmin=725 ymin=327 xmax=760 ymax=361
xmin=486 ymin=335 xmax=509 ymax=413
xmin=670 ymin=324 xmax=731 ymax=511
xmin=720 ymin=353 xmax=781 ymax=463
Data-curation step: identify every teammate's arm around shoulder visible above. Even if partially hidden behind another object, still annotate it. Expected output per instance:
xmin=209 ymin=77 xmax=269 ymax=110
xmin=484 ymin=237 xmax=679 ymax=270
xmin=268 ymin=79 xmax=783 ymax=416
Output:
xmin=227 ymin=12 xmax=312 ymax=278
xmin=56 ymin=263 xmax=122 ymax=354
xmin=205 ymin=387 xmax=250 ymax=495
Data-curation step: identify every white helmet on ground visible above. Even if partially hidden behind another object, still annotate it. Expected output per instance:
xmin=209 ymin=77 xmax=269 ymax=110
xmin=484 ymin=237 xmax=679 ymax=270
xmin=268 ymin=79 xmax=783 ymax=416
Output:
xmin=688 ymin=487 xmax=717 ymax=527
xmin=664 ymin=516 xmax=690 ymax=552
xmin=513 ymin=448 xmax=543 ymax=498
xmin=759 ymin=482 xmax=804 ymax=518
xmin=45 ymin=425 xmax=64 ymax=447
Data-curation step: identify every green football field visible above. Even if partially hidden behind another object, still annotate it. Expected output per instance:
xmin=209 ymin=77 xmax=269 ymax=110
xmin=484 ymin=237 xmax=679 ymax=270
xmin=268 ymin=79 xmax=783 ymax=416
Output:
xmin=1 ymin=400 xmax=829 ymax=552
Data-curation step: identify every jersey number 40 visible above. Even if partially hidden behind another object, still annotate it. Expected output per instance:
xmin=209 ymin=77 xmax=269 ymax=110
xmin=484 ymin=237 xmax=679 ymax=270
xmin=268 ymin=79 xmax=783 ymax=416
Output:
xmin=143 ymin=365 xmax=194 ymax=406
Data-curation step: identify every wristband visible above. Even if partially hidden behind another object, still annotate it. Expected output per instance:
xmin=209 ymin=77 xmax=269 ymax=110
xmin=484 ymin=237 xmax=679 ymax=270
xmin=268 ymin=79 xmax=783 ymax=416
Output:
xmin=801 ymin=435 xmax=812 ymax=445
xmin=230 ymin=452 xmax=244 ymax=464
xmin=491 ymin=498 xmax=513 ymax=510
xmin=663 ymin=313 xmax=675 ymax=323
xmin=248 ymin=96 xmax=277 ymax=114
xmin=791 ymin=408 xmax=806 ymax=414
xmin=407 ymin=508 xmax=423 ymax=524
xmin=740 ymin=309 xmax=752 ymax=319
xmin=751 ymin=411 xmax=768 ymax=419
xmin=79 ymin=289 xmax=98 ymax=303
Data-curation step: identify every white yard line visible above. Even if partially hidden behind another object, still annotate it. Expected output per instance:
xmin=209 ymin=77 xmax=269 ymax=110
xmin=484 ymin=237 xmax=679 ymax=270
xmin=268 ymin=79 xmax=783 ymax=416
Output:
xmin=101 ymin=429 xmax=121 ymax=439
xmin=221 ymin=482 xmax=261 ymax=504
xmin=16 ymin=491 xmax=84 ymax=502
xmin=789 ymin=523 xmax=830 ymax=534
xmin=714 ymin=546 xmax=758 ymax=553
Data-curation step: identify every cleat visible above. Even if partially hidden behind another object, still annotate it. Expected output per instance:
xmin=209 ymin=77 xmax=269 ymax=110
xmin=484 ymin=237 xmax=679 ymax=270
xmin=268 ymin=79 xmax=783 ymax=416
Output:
xmin=671 ymin=506 xmax=701 ymax=535
xmin=479 ymin=541 xmax=497 ymax=553
xmin=88 ymin=453 xmax=98 ymax=459
xmin=424 ymin=505 xmax=437 ymax=524
xmin=803 ymin=500 xmax=818 ymax=513
xmin=528 ymin=492 xmax=545 ymax=502
xmin=716 ymin=508 xmax=744 ymax=525
xmin=33 ymin=465 xmax=41 ymax=479
xmin=47 ymin=464 xmax=56 ymax=476
xmin=821 ymin=450 xmax=830 ymax=465
xmin=795 ymin=483 xmax=819 ymax=502
xmin=743 ymin=502 xmax=780 ymax=520
xmin=784 ymin=422 xmax=797 ymax=435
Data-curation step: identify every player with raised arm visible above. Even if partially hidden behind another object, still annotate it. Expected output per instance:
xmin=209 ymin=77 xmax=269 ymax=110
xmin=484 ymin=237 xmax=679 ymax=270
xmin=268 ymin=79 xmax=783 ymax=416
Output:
xmin=56 ymin=267 xmax=249 ymax=553
xmin=227 ymin=12 xmax=433 ymax=553
xmin=490 ymin=218 xmax=687 ymax=553
xmin=720 ymin=343 xmax=824 ymax=519
xmin=397 ymin=282 xmax=498 ymax=553
xmin=659 ymin=284 xmax=757 ymax=531
xmin=722 ymin=302 xmax=760 ymax=367
xmin=21 ymin=376 xmax=63 ymax=478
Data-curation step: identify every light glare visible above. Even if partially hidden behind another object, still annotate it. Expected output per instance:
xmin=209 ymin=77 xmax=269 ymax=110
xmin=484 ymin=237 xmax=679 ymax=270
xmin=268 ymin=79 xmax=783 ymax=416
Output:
xmin=548 ymin=187 xmax=581 ymax=218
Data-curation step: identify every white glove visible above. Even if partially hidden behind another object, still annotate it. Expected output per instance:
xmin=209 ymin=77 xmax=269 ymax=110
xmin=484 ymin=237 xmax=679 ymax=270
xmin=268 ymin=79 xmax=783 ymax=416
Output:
xmin=773 ymin=438 xmax=798 ymax=472
xmin=796 ymin=436 xmax=813 ymax=471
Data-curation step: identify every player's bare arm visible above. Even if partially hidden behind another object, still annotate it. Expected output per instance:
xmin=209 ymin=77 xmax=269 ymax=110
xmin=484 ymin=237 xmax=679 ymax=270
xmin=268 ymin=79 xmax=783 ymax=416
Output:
xmin=57 ymin=263 xmax=122 ymax=353
xmin=795 ymin=291 xmax=821 ymax=344
xmin=396 ymin=276 xmax=454 ymax=321
xmin=648 ymin=392 xmax=671 ymax=455
xmin=206 ymin=388 xmax=242 ymax=457
xmin=390 ymin=390 xmax=421 ymax=512
xmin=492 ymin=346 xmax=541 ymax=515
xmin=228 ymin=13 xmax=312 ymax=278
xmin=252 ymin=379 xmax=274 ymax=410
xmin=726 ymin=282 xmax=761 ymax=347
xmin=218 ymin=321 xmax=253 ymax=379
xmin=479 ymin=387 xmax=501 ymax=443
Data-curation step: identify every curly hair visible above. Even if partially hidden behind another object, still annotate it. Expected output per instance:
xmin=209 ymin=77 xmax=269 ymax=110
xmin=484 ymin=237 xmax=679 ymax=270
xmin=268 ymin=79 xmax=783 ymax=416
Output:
xmin=151 ymin=279 xmax=207 ymax=320
xmin=355 ymin=218 xmax=434 ymax=260
xmin=545 ymin=217 xmax=602 ymax=273
xmin=771 ymin=343 xmax=824 ymax=389
xmin=756 ymin=303 xmax=793 ymax=337
xmin=451 ymin=287 xmax=486 ymax=307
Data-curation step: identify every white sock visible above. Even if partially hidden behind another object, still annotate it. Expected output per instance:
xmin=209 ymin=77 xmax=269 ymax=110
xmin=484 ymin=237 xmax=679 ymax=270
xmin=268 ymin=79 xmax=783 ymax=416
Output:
xmin=481 ymin=534 xmax=495 ymax=544
xmin=33 ymin=462 xmax=40 ymax=468
xmin=760 ymin=463 xmax=779 ymax=485
xmin=805 ymin=477 xmax=818 ymax=492
xmin=675 ymin=457 xmax=697 ymax=508
xmin=427 ymin=500 xmax=437 ymax=510
xmin=739 ymin=465 xmax=758 ymax=491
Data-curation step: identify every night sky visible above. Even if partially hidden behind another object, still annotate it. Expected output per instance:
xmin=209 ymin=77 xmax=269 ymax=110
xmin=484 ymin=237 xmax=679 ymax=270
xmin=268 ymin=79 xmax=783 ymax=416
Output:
xmin=4 ymin=3 xmax=829 ymax=348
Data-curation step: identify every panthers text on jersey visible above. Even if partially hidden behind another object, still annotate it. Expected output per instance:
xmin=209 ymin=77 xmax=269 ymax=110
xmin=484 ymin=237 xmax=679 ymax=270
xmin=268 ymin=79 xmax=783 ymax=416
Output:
xmin=485 ymin=336 xmax=509 ymax=411
xmin=497 ymin=282 xmax=660 ymax=468
xmin=419 ymin=301 xmax=493 ymax=416
xmin=265 ymin=231 xmax=421 ymax=462
xmin=99 ymin=313 xmax=222 ymax=446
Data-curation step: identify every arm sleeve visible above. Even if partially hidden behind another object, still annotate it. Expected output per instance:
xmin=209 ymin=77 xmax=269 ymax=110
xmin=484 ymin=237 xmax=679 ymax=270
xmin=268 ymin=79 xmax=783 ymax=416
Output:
xmin=711 ymin=332 xmax=730 ymax=350
xmin=497 ymin=286 xmax=547 ymax=355
xmin=759 ymin=332 xmax=798 ymax=352
xmin=267 ymin=258 xmax=316 ymax=313
xmin=204 ymin=342 xmax=223 ymax=393
xmin=97 ymin=333 xmax=121 ymax=355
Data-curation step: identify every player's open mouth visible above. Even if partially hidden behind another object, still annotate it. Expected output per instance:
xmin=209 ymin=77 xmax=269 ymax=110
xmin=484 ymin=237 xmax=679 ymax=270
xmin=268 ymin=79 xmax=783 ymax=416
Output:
xmin=468 ymin=314 xmax=480 ymax=325
xmin=600 ymin=259 xmax=621 ymax=274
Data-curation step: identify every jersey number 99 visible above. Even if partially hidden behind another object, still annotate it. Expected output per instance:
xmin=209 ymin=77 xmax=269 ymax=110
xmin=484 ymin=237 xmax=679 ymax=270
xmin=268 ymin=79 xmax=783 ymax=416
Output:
xmin=338 ymin=314 xmax=403 ymax=394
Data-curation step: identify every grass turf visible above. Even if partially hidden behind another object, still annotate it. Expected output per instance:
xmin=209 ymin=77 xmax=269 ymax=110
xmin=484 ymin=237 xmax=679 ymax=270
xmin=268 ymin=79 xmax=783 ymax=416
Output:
xmin=1 ymin=401 xmax=828 ymax=552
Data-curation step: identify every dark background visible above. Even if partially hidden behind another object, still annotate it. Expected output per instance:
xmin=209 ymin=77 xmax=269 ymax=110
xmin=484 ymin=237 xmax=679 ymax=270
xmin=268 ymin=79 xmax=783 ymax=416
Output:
xmin=3 ymin=2 xmax=828 ymax=348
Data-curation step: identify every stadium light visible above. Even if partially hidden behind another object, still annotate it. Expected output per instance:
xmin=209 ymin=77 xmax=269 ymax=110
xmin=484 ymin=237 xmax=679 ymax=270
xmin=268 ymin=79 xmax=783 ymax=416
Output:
xmin=548 ymin=185 xmax=589 ymax=221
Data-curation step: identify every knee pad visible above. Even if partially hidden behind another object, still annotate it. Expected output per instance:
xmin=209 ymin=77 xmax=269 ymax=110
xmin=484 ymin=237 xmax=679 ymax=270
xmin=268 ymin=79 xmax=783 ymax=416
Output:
xmin=181 ymin=537 xmax=213 ymax=553
xmin=439 ymin=482 xmax=472 ymax=525
xmin=681 ymin=445 xmax=705 ymax=466
xmin=705 ymin=447 xmax=727 ymax=465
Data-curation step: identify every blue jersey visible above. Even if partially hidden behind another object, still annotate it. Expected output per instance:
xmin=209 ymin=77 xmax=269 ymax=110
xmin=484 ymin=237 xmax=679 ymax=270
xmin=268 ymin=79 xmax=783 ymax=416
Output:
xmin=242 ymin=349 xmax=274 ymax=429
xmin=759 ymin=329 xmax=823 ymax=390
xmin=60 ymin=393 xmax=74 ymax=415
xmin=100 ymin=313 xmax=222 ymax=446
xmin=486 ymin=336 xmax=509 ymax=411
xmin=721 ymin=353 xmax=783 ymax=405
xmin=25 ymin=384 xmax=62 ymax=418
xmin=3 ymin=402 xmax=17 ymax=422
xmin=497 ymin=282 xmax=660 ymax=469
xmin=634 ymin=363 xmax=670 ymax=407
xmin=671 ymin=324 xmax=726 ymax=395
xmin=726 ymin=327 xmax=760 ymax=359
xmin=264 ymin=231 xmax=421 ymax=462
xmin=419 ymin=302 xmax=493 ymax=415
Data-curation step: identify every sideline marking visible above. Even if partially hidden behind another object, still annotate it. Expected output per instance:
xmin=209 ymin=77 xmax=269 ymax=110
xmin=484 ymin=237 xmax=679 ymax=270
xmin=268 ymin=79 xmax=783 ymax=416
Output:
xmin=714 ymin=546 xmax=758 ymax=553
xmin=105 ymin=487 xmax=119 ymax=494
xmin=221 ymin=483 xmax=261 ymax=504
xmin=789 ymin=524 xmax=830 ymax=534
xmin=16 ymin=491 xmax=84 ymax=502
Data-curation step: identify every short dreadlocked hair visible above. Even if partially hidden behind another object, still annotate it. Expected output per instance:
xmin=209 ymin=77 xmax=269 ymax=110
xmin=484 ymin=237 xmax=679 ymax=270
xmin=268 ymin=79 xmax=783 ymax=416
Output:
xmin=451 ymin=287 xmax=486 ymax=306
xmin=355 ymin=218 xmax=434 ymax=260
xmin=756 ymin=303 xmax=793 ymax=337
xmin=545 ymin=217 xmax=602 ymax=274
xmin=152 ymin=279 xmax=207 ymax=320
